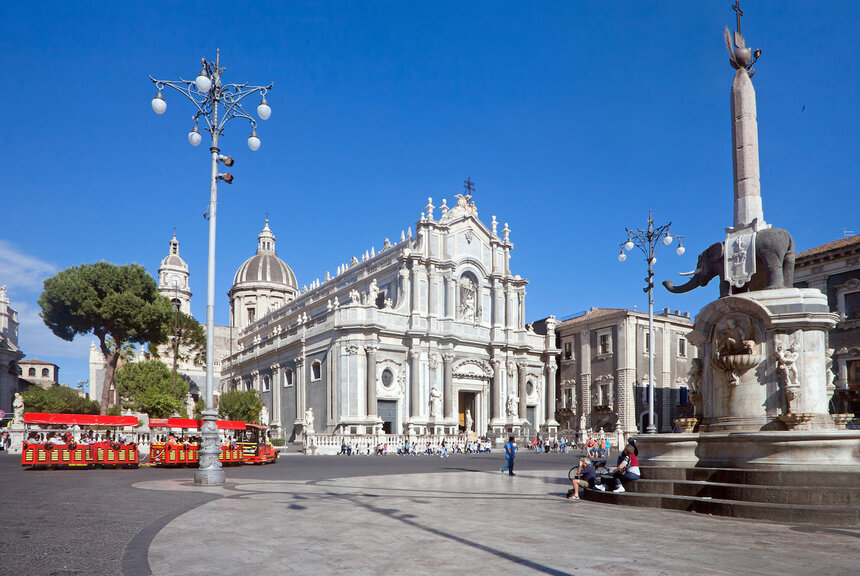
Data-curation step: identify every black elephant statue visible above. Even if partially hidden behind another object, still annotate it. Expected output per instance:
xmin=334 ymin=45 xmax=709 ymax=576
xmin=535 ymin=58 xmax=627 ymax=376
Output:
xmin=663 ymin=227 xmax=795 ymax=297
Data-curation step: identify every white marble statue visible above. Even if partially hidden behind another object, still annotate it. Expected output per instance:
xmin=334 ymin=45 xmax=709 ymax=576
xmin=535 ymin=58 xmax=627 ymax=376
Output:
xmin=260 ymin=404 xmax=270 ymax=426
xmin=464 ymin=409 xmax=473 ymax=433
xmin=506 ymin=392 xmax=518 ymax=418
xmin=185 ymin=393 xmax=195 ymax=419
xmin=776 ymin=342 xmax=800 ymax=387
xmin=368 ymin=279 xmax=380 ymax=307
xmin=349 ymin=289 xmax=361 ymax=306
xmin=429 ymin=386 xmax=442 ymax=419
xmin=13 ymin=392 xmax=24 ymax=424
xmin=304 ymin=407 xmax=314 ymax=433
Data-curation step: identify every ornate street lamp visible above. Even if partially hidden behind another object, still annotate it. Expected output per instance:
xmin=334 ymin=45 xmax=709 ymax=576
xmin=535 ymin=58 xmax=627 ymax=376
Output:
xmin=150 ymin=50 xmax=272 ymax=485
xmin=618 ymin=211 xmax=685 ymax=434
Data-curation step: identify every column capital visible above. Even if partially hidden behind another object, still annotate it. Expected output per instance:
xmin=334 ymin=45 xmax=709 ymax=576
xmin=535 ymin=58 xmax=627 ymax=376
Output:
xmin=294 ymin=356 xmax=305 ymax=367
xmin=365 ymin=344 xmax=379 ymax=354
xmin=409 ymin=348 xmax=421 ymax=360
xmin=270 ymin=363 xmax=281 ymax=374
xmin=442 ymin=352 xmax=455 ymax=363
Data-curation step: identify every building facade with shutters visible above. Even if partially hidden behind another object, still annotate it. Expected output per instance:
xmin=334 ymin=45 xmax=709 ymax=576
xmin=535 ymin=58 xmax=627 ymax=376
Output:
xmin=555 ymin=307 xmax=697 ymax=438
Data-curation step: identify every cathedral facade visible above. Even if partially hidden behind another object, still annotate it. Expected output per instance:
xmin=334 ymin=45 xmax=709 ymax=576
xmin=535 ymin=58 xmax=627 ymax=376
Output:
xmin=221 ymin=193 xmax=559 ymax=441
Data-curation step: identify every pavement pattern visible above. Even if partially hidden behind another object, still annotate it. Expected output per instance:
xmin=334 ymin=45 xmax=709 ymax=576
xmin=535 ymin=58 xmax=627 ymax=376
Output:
xmin=2 ymin=451 xmax=858 ymax=575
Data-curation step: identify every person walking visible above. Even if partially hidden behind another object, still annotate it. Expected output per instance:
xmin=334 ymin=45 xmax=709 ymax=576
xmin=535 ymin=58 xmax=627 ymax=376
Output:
xmin=500 ymin=435 xmax=517 ymax=476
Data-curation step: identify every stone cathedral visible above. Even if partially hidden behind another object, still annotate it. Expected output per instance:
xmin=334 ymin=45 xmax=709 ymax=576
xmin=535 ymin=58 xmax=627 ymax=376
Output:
xmin=221 ymin=190 xmax=559 ymax=442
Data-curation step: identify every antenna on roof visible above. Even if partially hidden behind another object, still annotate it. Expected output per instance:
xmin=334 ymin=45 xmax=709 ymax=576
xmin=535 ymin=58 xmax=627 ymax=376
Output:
xmin=843 ymin=228 xmax=856 ymax=238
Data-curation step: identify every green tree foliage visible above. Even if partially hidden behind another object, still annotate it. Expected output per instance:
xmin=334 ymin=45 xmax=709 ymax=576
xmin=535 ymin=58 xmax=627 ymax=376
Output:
xmin=150 ymin=306 xmax=206 ymax=392
xmin=217 ymin=389 xmax=262 ymax=423
xmin=38 ymin=262 xmax=171 ymax=414
xmin=115 ymin=359 xmax=188 ymax=418
xmin=22 ymin=385 xmax=100 ymax=415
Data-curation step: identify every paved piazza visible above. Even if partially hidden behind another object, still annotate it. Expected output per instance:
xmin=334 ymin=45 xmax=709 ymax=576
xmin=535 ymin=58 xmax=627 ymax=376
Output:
xmin=3 ymin=452 xmax=858 ymax=575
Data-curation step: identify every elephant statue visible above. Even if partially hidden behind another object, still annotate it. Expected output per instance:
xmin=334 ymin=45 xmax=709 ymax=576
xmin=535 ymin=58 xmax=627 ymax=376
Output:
xmin=663 ymin=227 xmax=794 ymax=297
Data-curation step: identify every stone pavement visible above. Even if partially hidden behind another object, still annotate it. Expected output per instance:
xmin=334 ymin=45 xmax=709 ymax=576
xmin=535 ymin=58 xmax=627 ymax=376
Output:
xmin=3 ymin=452 xmax=858 ymax=576
xmin=139 ymin=463 xmax=858 ymax=576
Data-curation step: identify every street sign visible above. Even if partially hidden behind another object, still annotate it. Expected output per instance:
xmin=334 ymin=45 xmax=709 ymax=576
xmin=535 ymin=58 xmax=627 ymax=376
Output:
xmin=0 ymin=410 xmax=5 ymax=419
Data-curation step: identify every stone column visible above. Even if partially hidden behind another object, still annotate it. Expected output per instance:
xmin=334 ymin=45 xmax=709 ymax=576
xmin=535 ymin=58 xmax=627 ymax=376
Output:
xmin=491 ymin=358 xmax=502 ymax=422
xmin=518 ymin=362 xmax=527 ymax=421
xmin=410 ymin=263 xmax=420 ymax=318
xmin=365 ymin=345 xmax=378 ymax=419
xmin=409 ymin=348 xmax=421 ymax=420
xmin=492 ymin=283 xmax=503 ymax=328
xmin=295 ymin=356 xmax=306 ymax=423
xmin=545 ymin=359 xmax=557 ymax=424
xmin=428 ymin=268 xmax=438 ymax=318
xmin=445 ymin=272 xmax=455 ymax=319
xmin=442 ymin=353 xmax=454 ymax=420
xmin=270 ymin=364 xmax=281 ymax=427
xmin=505 ymin=284 xmax=514 ymax=330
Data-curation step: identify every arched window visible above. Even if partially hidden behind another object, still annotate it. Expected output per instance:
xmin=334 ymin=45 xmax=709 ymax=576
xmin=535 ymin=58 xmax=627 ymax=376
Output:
xmin=41 ymin=368 xmax=50 ymax=378
xmin=311 ymin=360 xmax=322 ymax=381
xmin=284 ymin=369 xmax=293 ymax=387
xmin=263 ymin=375 xmax=270 ymax=392
xmin=28 ymin=367 xmax=36 ymax=377
xmin=457 ymin=272 xmax=480 ymax=322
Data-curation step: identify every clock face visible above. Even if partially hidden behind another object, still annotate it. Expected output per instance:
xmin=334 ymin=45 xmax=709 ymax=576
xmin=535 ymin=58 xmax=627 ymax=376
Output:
xmin=169 ymin=275 xmax=181 ymax=287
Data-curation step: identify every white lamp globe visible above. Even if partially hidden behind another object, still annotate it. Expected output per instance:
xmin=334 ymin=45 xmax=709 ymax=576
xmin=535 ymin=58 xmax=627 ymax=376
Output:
xmin=664 ymin=235 xmax=673 ymax=245
xmin=650 ymin=257 xmax=657 ymax=266
xmin=676 ymin=245 xmax=686 ymax=256
xmin=257 ymin=96 xmax=271 ymax=120
xmin=247 ymin=129 xmax=261 ymax=151
xmin=151 ymin=92 xmax=167 ymax=114
xmin=624 ymin=240 xmax=634 ymax=251
xmin=188 ymin=126 xmax=202 ymax=147
xmin=617 ymin=252 xmax=627 ymax=263
xmin=195 ymin=72 xmax=212 ymax=93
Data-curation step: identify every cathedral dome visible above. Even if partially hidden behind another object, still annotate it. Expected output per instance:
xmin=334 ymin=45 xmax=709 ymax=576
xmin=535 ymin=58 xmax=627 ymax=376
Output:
xmin=232 ymin=220 xmax=297 ymax=289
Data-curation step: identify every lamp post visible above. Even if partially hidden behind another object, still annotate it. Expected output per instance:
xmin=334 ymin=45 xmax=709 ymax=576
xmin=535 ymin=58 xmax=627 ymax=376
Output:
xmin=151 ymin=50 xmax=272 ymax=485
xmin=617 ymin=211 xmax=685 ymax=434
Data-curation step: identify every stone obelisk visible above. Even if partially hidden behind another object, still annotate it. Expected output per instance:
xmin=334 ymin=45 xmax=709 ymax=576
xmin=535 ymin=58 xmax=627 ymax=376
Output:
xmin=730 ymin=67 xmax=766 ymax=231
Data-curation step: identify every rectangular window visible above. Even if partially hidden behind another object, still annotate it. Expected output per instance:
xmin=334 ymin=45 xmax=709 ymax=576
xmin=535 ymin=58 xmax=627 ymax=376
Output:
xmin=247 ymin=307 xmax=256 ymax=323
xmin=643 ymin=329 xmax=650 ymax=355
xmin=311 ymin=361 xmax=322 ymax=381
xmin=598 ymin=332 xmax=612 ymax=355
xmin=263 ymin=376 xmax=270 ymax=392
xmin=845 ymin=292 xmax=860 ymax=320
xmin=564 ymin=342 xmax=572 ymax=360
xmin=678 ymin=337 xmax=687 ymax=357
xmin=680 ymin=386 xmax=689 ymax=405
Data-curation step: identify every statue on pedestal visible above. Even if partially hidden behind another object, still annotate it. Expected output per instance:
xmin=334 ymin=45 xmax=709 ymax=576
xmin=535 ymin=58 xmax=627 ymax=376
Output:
xmin=185 ymin=393 xmax=195 ymax=419
xmin=464 ymin=409 xmax=473 ymax=433
xmin=506 ymin=393 xmax=518 ymax=419
xmin=13 ymin=392 xmax=24 ymax=424
xmin=304 ymin=407 xmax=314 ymax=434
xmin=260 ymin=404 xmax=270 ymax=426
xmin=429 ymin=386 xmax=442 ymax=419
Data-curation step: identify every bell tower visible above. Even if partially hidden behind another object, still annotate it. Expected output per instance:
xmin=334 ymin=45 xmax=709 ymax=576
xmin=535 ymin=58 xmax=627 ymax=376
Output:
xmin=157 ymin=233 xmax=192 ymax=314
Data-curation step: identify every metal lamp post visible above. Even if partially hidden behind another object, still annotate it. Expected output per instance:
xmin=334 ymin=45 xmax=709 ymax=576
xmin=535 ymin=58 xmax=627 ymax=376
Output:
xmin=617 ymin=211 xmax=685 ymax=434
xmin=151 ymin=50 xmax=272 ymax=485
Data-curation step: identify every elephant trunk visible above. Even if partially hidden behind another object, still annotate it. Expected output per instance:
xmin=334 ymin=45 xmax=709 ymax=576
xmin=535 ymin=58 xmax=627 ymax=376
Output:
xmin=662 ymin=274 xmax=700 ymax=294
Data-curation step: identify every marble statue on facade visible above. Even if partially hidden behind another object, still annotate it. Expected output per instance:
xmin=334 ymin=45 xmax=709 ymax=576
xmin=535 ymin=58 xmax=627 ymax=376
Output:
xmin=260 ymin=404 xmax=270 ymax=426
xmin=185 ymin=393 xmax=195 ymax=419
xmin=506 ymin=393 xmax=519 ymax=418
xmin=686 ymin=358 xmax=703 ymax=394
xmin=459 ymin=277 xmax=476 ymax=321
xmin=367 ymin=279 xmax=380 ymax=307
xmin=305 ymin=407 xmax=314 ymax=434
xmin=429 ymin=386 xmax=442 ymax=419
xmin=12 ymin=392 xmax=24 ymax=424
xmin=776 ymin=343 xmax=800 ymax=387
xmin=349 ymin=289 xmax=361 ymax=306
xmin=464 ymin=409 xmax=473 ymax=433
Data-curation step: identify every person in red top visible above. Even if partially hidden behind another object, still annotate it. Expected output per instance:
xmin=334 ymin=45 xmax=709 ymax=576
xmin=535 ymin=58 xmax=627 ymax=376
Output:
xmin=601 ymin=444 xmax=640 ymax=493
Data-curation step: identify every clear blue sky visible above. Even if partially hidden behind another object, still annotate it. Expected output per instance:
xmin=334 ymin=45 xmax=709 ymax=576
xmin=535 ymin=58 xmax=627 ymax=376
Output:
xmin=1 ymin=1 xmax=857 ymax=394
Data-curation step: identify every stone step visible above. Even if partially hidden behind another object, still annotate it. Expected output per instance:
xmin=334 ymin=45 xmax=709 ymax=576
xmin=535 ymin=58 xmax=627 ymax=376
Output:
xmin=629 ymin=479 xmax=860 ymax=507
xmin=583 ymin=489 xmax=860 ymax=527
xmin=639 ymin=466 xmax=860 ymax=488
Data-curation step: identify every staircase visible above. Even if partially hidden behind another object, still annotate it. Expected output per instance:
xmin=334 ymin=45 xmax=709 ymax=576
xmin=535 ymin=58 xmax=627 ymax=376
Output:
xmin=582 ymin=466 xmax=860 ymax=527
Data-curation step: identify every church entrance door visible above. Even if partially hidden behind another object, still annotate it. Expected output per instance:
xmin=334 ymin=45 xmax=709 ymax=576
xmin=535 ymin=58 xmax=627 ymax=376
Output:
xmin=458 ymin=391 xmax=477 ymax=433
xmin=378 ymin=400 xmax=397 ymax=434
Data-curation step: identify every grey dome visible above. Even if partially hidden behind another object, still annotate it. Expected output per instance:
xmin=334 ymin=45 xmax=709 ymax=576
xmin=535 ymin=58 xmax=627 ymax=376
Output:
xmin=233 ymin=253 xmax=297 ymax=288
xmin=231 ymin=220 xmax=297 ymax=289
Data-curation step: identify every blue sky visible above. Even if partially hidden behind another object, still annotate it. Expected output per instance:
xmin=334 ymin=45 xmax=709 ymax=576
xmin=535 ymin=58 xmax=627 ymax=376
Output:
xmin=1 ymin=1 xmax=857 ymax=394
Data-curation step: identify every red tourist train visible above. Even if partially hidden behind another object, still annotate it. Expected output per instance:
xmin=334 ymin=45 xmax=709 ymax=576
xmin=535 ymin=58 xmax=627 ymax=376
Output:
xmin=20 ymin=413 xmax=278 ymax=469
xmin=21 ymin=413 xmax=141 ymax=468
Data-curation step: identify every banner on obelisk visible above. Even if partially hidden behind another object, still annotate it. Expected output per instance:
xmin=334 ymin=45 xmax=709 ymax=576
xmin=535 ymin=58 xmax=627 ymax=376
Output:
xmin=725 ymin=225 xmax=756 ymax=288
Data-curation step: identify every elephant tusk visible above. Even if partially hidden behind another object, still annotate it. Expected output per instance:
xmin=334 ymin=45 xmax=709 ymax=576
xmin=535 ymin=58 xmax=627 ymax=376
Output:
xmin=678 ymin=270 xmax=697 ymax=277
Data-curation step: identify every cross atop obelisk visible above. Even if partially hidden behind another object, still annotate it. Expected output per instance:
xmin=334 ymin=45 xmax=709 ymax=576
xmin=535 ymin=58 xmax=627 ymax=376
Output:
xmin=725 ymin=1 xmax=767 ymax=233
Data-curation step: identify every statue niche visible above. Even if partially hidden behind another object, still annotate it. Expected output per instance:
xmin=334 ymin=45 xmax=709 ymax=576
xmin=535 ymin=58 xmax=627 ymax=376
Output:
xmin=458 ymin=274 xmax=480 ymax=323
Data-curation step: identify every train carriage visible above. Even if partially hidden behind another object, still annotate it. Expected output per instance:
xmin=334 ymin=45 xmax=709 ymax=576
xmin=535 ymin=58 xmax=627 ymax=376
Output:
xmin=149 ymin=417 xmax=248 ymax=467
xmin=239 ymin=423 xmax=279 ymax=464
xmin=21 ymin=413 xmax=140 ymax=469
